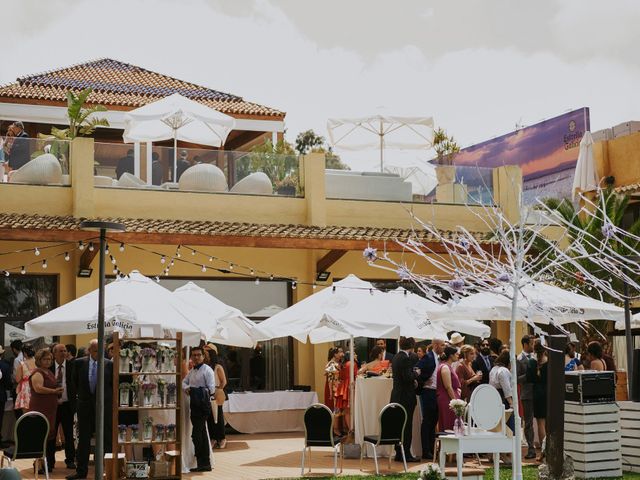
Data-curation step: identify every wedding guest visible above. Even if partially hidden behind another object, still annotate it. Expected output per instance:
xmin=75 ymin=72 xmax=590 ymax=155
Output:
xmin=182 ymin=347 xmax=214 ymax=472
xmin=436 ymin=346 xmax=461 ymax=431
xmin=50 ymin=344 xmax=76 ymax=470
xmin=528 ymin=339 xmax=547 ymax=460
xmin=115 ymin=150 xmax=134 ymax=180
xmin=585 ymin=341 xmax=606 ymax=371
xmin=417 ymin=337 xmax=445 ymax=460
xmin=0 ymin=348 xmax=11 ymax=447
xmin=565 ymin=342 xmax=583 ymax=371
xmin=390 ymin=337 xmax=420 ymax=463
xmin=335 ymin=351 xmax=357 ymax=433
xmin=488 ymin=337 xmax=503 ymax=360
xmin=324 ymin=346 xmax=343 ymax=435
xmin=416 ymin=346 xmax=426 ymax=360
xmin=4 ymin=121 xmax=30 ymax=171
xmin=601 ymin=341 xmax=617 ymax=371
xmin=472 ymin=339 xmax=493 ymax=385
xmin=14 ymin=344 xmax=36 ymax=418
xmin=358 ymin=346 xmax=389 ymax=375
xmin=376 ymin=339 xmax=394 ymax=362
xmin=204 ymin=343 xmax=227 ymax=449
xmin=456 ymin=345 xmax=482 ymax=402
xmin=30 ymin=349 xmax=63 ymax=474
xmin=65 ymin=344 xmax=77 ymax=362
xmin=489 ymin=350 xmax=515 ymax=432
xmin=517 ymin=335 xmax=536 ymax=459
xmin=10 ymin=340 xmax=23 ymax=381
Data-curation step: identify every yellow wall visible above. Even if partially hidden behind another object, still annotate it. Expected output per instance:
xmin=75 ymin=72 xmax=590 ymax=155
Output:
xmin=594 ymin=131 xmax=640 ymax=188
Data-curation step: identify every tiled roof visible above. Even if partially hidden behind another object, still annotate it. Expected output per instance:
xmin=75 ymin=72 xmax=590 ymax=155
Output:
xmin=615 ymin=183 xmax=640 ymax=195
xmin=0 ymin=58 xmax=284 ymax=118
xmin=0 ymin=213 xmax=491 ymax=245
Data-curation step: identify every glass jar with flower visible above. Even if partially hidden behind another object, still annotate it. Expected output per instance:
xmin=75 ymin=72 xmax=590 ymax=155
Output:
xmin=156 ymin=378 xmax=166 ymax=407
xmin=166 ymin=423 xmax=176 ymax=442
xmin=141 ymin=383 xmax=157 ymax=407
xmin=119 ymin=347 xmax=132 ymax=373
xmin=131 ymin=345 xmax=142 ymax=372
xmin=154 ymin=424 xmax=165 ymax=442
xmin=143 ymin=417 xmax=154 ymax=441
xmin=140 ymin=347 xmax=157 ymax=373
xmin=166 ymin=383 xmax=177 ymax=406
xmin=118 ymin=383 xmax=131 ymax=407
xmin=449 ymin=398 xmax=468 ymax=436
xmin=160 ymin=347 xmax=176 ymax=373
xmin=130 ymin=424 xmax=140 ymax=442
xmin=118 ymin=424 xmax=128 ymax=443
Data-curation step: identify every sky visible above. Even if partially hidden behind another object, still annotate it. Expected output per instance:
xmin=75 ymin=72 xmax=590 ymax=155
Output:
xmin=1 ymin=0 xmax=640 ymax=170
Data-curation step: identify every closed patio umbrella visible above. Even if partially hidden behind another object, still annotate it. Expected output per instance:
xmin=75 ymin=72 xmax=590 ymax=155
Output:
xmin=572 ymin=131 xmax=598 ymax=201
xmin=123 ymin=93 xmax=235 ymax=181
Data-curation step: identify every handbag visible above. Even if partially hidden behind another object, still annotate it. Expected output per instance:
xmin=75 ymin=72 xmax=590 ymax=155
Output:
xmin=214 ymin=387 xmax=225 ymax=406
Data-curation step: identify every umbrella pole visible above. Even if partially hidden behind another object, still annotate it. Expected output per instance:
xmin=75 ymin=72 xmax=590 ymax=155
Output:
xmin=349 ymin=335 xmax=355 ymax=432
xmin=379 ymin=119 xmax=384 ymax=173
xmin=173 ymin=131 xmax=178 ymax=182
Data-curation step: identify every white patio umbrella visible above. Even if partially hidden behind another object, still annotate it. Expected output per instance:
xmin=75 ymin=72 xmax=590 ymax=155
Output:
xmin=248 ymin=305 xmax=284 ymax=318
xmin=572 ymin=131 xmax=598 ymax=201
xmin=388 ymin=288 xmax=491 ymax=338
xmin=123 ymin=93 xmax=236 ymax=181
xmin=25 ymin=271 xmax=207 ymax=345
xmin=432 ymin=281 xmax=624 ymax=325
xmin=173 ymin=282 xmax=262 ymax=348
xmin=615 ymin=312 xmax=640 ymax=331
xmin=327 ymin=115 xmax=434 ymax=172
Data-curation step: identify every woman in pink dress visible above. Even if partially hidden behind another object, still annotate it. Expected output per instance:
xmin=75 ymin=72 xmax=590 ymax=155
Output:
xmin=436 ymin=346 xmax=462 ymax=431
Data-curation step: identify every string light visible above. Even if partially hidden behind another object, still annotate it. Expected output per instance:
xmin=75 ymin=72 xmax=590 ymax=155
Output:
xmin=110 ymin=255 xmax=117 ymax=265
xmin=312 ymin=283 xmax=317 ymax=290
xmin=176 ymin=246 xmax=181 ymax=258
xmin=78 ymin=241 xmax=85 ymax=251
xmin=34 ymin=248 xmax=40 ymax=256
xmin=170 ymin=259 xmax=175 ymax=267
xmin=208 ymin=257 xmax=213 ymax=262
xmin=119 ymin=243 xmax=125 ymax=252
xmin=160 ymin=256 xmax=166 ymax=264
xmin=88 ymin=242 xmax=94 ymax=252
xmin=201 ymin=265 xmax=207 ymax=273
xmin=105 ymin=244 xmax=110 ymax=255
xmin=292 ymin=281 xmax=297 ymax=290
xmin=191 ymin=250 xmax=196 ymax=256
xmin=229 ymin=263 xmax=234 ymax=271
xmin=250 ymin=269 xmax=255 ymax=276
xmin=270 ymin=274 xmax=274 ymax=281
xmin=112 ymin=267 xmax=118 ymax=274
xmin=3 ymin=270 xmax=9 ymax=277
xmin=254 ymin=278 xmax=260 ymax=286
xmin=20 ymin=266 xmax=25 ymax=275
xmin=42 ymin=260 xmax=47 ymax=269
xmin=64 ymin=252 xmax=70 ymax=261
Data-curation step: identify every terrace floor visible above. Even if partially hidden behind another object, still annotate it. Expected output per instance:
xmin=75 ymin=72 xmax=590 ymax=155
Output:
xmin=8 ymin=433 xmax=543 ymax=480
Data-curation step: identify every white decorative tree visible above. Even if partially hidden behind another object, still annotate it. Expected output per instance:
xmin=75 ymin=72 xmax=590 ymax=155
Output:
xmin=363 ymin=184 xmax=640 ymax=480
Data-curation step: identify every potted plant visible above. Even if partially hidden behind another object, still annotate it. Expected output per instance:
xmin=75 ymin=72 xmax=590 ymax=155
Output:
xmin=419 ymin=463 xmax=445 ymax=480
xmin=433 ymin=127 xmax=460 ymax=185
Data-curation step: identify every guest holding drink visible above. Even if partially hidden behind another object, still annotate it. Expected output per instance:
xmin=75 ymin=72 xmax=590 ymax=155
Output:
xmin=455 ymin=345 xmax=482 ymax=402
xmin=30 ymin=349 xmax=63 ymax=474
xmin=358 ymin=346 xmax=389 ymax=375
xmin=335 ymin=352 xmax=357 ymax=433
xmin=324 ymin=347 xmax=343 ymax=435
xmin=436 ymin=346 xmax=461 ymax=431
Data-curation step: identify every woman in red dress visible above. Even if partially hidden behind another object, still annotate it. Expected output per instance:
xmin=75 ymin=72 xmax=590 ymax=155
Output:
xmin=335 ymin=352 xmax=357 ymax=433
xmin=29 ymin=349 xmax=63 ymax=473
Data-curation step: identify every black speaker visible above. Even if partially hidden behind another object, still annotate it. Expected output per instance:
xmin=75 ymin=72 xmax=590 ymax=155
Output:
xmin=632 ymin=349 xmax=640 ymax=402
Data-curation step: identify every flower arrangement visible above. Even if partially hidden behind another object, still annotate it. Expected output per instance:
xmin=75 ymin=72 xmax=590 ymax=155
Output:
xmin=131 ymin=345 xmax=142 ymax=371
xmin=418 ymin=463 xmax=444 ymax=480
xmin=449 ymin=398 xmax=467 ymax=417
xmin=141 ymin=383 xmax=156 ymax=406
xmin=154 ymin=424 xmax=165 ymax=442
xmin=118 ymin=424 xmax=128 ymax=442
xmin=157 ymin=378 xmax=167 ymax=406
xmin=143 ymin=417 xmax=154 ymax=441
xmin=141 ymin=347 xmax=156 ymax=358
xmin=130 ymin=424 xmax=139 ymax=442
xmin=119 ymin=347 xmax=133 ymax=373
xmin=118 ymin=382 xmax=131 ymax=407
xmin=141 ymin=347 xmax=157 ymax=372
xmin=166 ymin=382 xmax=177 ymax=406
xmin=166 ymin=423 xmax=176 ymax=441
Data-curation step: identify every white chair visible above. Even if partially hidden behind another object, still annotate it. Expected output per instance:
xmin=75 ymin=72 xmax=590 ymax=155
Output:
xmin=178 ymin=164 xmax=227 ymax=192
xmin=94 ymin=175 xmax=115 ymax=187
xmin=117 ymin=172 xmax=146 ymax=188
xmin=230 ymin=172 xmax=273 ymax=195
xmin=9 ymin=153 xmax=62 ymax=185
xmin=438 ymin=385 xmax=514 ymax=480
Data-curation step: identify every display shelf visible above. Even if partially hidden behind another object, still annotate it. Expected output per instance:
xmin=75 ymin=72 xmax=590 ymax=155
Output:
xmin=112 ymin=332 xmax=183 ymax=480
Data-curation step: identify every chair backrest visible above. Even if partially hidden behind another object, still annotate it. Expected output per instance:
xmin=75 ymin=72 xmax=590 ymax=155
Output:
xmin=13 ymin=411 xmax=49 ymax=459
xmin=303 ymin=403 xmax=334 ymax=445
xmin=468 ymin=384 xmax=505 ymax=434
xmin=378 ymin=402 xmax=407 ymax=443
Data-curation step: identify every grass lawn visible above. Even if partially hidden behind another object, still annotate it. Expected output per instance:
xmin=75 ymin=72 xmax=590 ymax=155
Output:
xmin=274 ymin=466 xmax=640 ymax=480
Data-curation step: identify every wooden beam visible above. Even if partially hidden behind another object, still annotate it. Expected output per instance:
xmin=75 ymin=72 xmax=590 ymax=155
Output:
xmin=0 ymin=228 xmax=456 ymax=253
xmin=316 ymin=250 xmax=347 ymax=272
xmin=79 ymin=246 xmax=99 ymax=270
xmin=224 ymin=130 xmax=268 ymax=150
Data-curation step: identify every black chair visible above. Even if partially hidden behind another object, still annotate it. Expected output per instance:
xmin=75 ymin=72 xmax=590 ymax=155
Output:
xmin=360 ymin=402 xmax=407 ymax=474
xmin=301 ymin=403 xmax=343 ymax=476
xmin=1 ymin=411 xmax=50 ymax=480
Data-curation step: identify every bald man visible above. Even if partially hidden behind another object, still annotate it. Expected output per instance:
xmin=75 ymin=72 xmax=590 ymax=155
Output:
xmin=67 ymin=340 xmax=112 ymax=480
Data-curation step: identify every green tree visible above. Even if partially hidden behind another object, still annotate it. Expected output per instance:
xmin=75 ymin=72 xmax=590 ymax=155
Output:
xmin=295 ymin=129 xmax=325 ymax=155
xmin=433 ymin=127 xmax=460 ymax=166
xmin=41 ymin=87 xmax=109 ymax=140
xmin=236 ymin=138 xmax=299 ymax=192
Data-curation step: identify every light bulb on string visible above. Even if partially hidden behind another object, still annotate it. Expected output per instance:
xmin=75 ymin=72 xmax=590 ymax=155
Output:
xmin=191 ymin=250 xmax=196 ymax=256
xmin=110 ymin=255 xmax=116 ymax=265
xmin=292 ymin=281 xmax=297 ymax=290
xmin=64 ymin=252 xmax=70 ymax=261
xmin=42 ymin=259 xmax=47 ymax=269
xmin=170 ymin=259 xmax=174 ymax=267
xmin=255 ymin=278 xmax=260 ymax=286
xmin=208 ymin=257 xmax=213 ymax=262
xmin=250 ymin=269 xmax=255 ymax=276
xmin=119 ymin=243 xmax=125 ymax=252
xmin=34 ymin=247 xmax=40 ymax=256
xmin=112 ymin=268 xmax=118 ymax=274
xmin=229 ymin=263 xmax=234 ymax=271
xmin=105 ymin=244 xmax=110 ymax=255
xmin=88 ymin=242 xmax=94 ymax=252
xmin=312 ymin=283 xmax=317 ymax=290
xmin=78 ymin=241 xmax=85 ymax=251
xmin=270 ymin=274 xmax=274 ymax=281
xmin=201 ymin=265 xmax=207 ymax=273
xmin=20 ymin=266 xmax=26 ymax=275
xmin=3 ymin=271 xmax=9 ymax=277
xmin=160 ymin=256 xmax=166 ymax=264
xmin=176 ymin=246 xmax=181 ymax=258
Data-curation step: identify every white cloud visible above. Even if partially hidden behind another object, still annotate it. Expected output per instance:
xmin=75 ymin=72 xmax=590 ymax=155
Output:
xmin=1 ymin=0 xmax=639 ymax=171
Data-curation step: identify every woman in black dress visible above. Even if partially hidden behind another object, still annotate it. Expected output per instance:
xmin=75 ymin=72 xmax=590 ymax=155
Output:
xmin=527 ymin=339 xmax=547 ymax=458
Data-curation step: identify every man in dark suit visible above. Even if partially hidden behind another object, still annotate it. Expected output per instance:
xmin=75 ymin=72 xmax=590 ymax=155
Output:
xmin=416 ymin=337 xmax=445 ymax=460
xmin=472 ymin=339 xmax=494 ymax=385
xmin=376 ymin=339 xmax=395 ymax=362
xmin=50 ymin=344 xmax=76 ymax=470
xmin=0 ymin=347 xmax=13 ymax=447
xmin=67 ymin=340 xmax=112 ymax=480
xmin=390 ymin=337 xmax=420 ymax=463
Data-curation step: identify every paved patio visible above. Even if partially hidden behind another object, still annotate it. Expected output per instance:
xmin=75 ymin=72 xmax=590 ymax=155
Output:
xmin=6 ymin=433 xmax=540 ymax=480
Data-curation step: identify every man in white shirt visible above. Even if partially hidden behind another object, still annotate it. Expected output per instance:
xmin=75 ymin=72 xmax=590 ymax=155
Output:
xmin=50 ymin=344 xmax=76 ymax=470
xmin=183 ymin=347 xmax=215 ymax=472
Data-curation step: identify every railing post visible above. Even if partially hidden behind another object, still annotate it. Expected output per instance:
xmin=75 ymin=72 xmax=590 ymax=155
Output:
xmin=70 ymin=137 xmax=96 ymax=218
xmin=302 ymin=152 xmax=326 ymax=227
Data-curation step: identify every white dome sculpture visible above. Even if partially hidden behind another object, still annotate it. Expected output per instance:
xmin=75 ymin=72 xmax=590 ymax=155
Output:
xmin=117 ymin=172 xmax=146 ymax=188
xmin=178 ymin=163 xmax=227 ymax=192
xmin=230 ymin=172 xmax=273 ymax=195
xmin=10 ymin=153 xmax=62 ymax=185
xmin=94 ymin=175 xmax=115 ymax=187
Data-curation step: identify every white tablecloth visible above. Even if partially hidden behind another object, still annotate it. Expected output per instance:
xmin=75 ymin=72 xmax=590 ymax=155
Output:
xmin=354 ymin=377 xmax=422 ymax=458
xmin=223 ymin=391 xmax=318 ymax=434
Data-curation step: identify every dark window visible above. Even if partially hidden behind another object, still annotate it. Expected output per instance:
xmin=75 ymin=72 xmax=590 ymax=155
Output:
xmin=0 ymin=275 xmax=57 ymax=346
